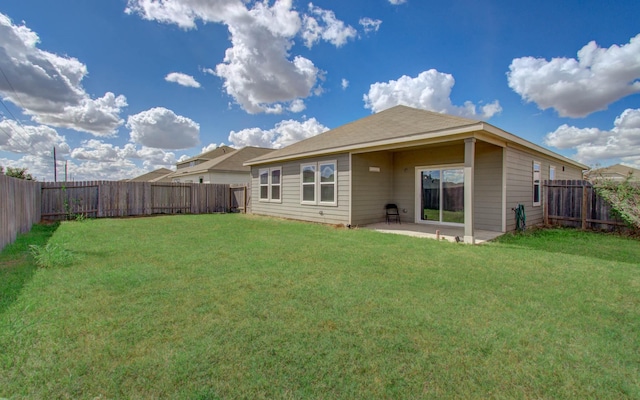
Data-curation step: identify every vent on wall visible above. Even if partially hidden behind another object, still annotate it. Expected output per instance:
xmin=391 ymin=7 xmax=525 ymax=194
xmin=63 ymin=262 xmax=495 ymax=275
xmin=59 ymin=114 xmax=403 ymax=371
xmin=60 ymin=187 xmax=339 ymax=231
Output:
xmin=369 ymin=166 xmax=380 ymax=172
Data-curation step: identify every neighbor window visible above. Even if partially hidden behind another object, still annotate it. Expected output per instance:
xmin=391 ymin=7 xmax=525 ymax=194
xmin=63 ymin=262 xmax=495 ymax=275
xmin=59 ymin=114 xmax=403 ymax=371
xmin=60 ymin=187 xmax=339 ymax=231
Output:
xmin=300 ymin=161 xmax=337 ymax=206
xmin=533 ymin=161 xmax=541 ymax=206
xmin=259 ymin=167 xmax=282 ymax=202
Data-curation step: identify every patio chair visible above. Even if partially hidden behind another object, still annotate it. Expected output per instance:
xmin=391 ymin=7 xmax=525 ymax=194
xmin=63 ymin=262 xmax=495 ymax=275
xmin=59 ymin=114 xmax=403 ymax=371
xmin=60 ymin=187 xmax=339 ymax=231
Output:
xmin=385 ymin=203 xmax=401 ymax=224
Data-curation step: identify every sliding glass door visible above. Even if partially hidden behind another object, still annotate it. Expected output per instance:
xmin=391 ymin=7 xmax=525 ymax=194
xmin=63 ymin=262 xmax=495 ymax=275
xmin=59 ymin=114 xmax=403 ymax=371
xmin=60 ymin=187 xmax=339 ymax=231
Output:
xmin=417 ymin=167 xmax=464 ymax=225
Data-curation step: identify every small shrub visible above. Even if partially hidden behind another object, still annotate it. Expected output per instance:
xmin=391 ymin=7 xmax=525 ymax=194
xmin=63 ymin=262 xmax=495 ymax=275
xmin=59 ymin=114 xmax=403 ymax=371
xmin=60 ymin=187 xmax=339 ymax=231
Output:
xmin=28 ymin=243 xmax=74 ymax=268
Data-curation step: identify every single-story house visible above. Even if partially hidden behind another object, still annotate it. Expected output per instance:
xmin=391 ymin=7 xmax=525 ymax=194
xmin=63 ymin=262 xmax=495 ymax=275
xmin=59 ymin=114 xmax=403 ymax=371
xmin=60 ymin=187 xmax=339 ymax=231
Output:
xmin=245 ymin=105 xmax=587 ymax=243
xmin=168 ymin=146 xmax=274 ymax=184
xmin=585 ymin=163 xmax=640 ymax=182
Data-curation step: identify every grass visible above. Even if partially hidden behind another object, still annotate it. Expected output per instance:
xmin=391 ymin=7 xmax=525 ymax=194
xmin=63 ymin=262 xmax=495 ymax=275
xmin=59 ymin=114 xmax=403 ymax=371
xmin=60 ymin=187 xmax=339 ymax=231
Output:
xmin=1 ymin=215 xmax=639 ymax=399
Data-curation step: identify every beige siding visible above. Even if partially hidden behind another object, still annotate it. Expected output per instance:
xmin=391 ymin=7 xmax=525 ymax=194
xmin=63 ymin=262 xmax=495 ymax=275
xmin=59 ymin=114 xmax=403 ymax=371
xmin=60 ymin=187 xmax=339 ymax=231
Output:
xmin=505 ymin=146 xmax=584 ymax=231
xmin=251 ymin=153 xmax=350 ymax=225
xmin=351 ymin=152 xmax=394 ymax=225
xmin=474 ymin=142 xmax=504 ymax=231
xmin=209 ymin=171 xmax=251 ymax=185
xmin=392 ymin=143 xmax=465 ymax=223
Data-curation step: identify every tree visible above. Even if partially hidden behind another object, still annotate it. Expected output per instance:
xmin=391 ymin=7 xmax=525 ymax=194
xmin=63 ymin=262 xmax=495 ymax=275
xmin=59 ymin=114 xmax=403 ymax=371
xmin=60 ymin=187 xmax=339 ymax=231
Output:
xmin=4 ymin=166 xmax=36 ymax=181
xmin=594 ymin=174 xmax=640 ymax=230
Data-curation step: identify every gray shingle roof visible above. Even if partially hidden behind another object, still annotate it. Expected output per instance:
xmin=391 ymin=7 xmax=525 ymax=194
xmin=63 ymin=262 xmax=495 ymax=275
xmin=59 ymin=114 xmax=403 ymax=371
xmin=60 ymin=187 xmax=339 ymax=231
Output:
xmin=246 ymin=105 xmax=479 ymax=164
xmin=168 ymin=146 xmax=274 ymax=177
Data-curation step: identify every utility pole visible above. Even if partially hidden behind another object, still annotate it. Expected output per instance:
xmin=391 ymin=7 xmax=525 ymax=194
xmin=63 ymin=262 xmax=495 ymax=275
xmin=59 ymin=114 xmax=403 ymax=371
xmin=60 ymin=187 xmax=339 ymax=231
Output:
xmin=53 ymin=146 xmax=57 ymax=182
xmin=65 ymin=160 xmax=68 ymax=182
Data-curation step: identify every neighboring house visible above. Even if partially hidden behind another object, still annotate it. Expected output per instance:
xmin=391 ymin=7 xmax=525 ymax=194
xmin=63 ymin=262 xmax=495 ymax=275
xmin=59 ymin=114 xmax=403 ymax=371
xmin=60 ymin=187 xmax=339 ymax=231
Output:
xmin=245 ymin=105 xmax=587 ymax=243
xmin=127 ymin=168 xmax=174 ymax=182
xmin=175 ymin=145 xmax=237 ymax=170
xmin=585 ymin=164 xmax=640 ymax=182
xmin=168 ymin=146 xmax=274 ymax=184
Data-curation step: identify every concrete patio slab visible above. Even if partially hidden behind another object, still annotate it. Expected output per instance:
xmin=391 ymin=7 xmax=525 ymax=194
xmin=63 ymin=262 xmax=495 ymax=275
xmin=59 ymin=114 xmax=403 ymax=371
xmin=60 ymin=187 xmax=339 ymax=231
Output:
xmin=362 ymin=222 xmax=503 ymax=244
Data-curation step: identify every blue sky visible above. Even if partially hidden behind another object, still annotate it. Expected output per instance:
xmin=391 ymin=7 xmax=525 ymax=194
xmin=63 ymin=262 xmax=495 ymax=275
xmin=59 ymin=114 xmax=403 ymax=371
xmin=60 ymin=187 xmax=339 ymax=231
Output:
xmin=1 ymin=0 xmax=639 ymax=181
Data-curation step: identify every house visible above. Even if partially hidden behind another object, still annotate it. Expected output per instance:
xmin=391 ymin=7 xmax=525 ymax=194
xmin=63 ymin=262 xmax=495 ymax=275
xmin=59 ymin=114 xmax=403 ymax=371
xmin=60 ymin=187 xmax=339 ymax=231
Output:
xmin=175 ymin=145 xmax=237 ymax=170
xmin=585 ymin=164 xmax=640 ymax=182
xmin=127 ymin=168 xmax=174 ymax=182
xmin=168 ymin=146 xmax=274 ymax=184
xmin=245 ymin=105 xmax=587 ymax=243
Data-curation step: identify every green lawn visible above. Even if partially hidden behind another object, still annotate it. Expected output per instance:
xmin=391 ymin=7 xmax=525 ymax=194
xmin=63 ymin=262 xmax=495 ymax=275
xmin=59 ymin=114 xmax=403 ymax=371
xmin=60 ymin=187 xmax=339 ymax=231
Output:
xmin=1 ymin=214 xmax=639 ymax=399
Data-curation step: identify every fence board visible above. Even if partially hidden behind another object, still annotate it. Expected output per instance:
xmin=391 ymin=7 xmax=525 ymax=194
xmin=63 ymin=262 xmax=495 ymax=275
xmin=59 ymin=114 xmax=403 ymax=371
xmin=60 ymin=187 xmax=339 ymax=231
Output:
xmin=0 ymin=175 xmax=41 ymax=252
xmin=40 ymin=181 xmax=240 ymax=221
xmin=544 ymin=180 xmax=626 ymax=231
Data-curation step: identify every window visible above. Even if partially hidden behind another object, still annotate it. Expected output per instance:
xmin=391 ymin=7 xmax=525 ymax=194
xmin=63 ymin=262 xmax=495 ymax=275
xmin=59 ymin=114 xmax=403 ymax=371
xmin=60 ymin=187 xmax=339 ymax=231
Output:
xmin=549 ymin=165 xmax=556 ymax=181
xmin=300 ymin=161 xmax=337 ymax=206
xmin=533 ymin=161 xmax=541 ymax=206
xmin=259 ymin=167 xmax=282 ymax=202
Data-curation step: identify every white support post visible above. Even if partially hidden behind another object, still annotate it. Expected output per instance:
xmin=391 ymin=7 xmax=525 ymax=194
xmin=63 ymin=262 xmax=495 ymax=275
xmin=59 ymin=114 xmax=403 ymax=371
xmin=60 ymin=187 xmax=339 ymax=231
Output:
xmin=464 ymin=138 xmax=476 ymax=244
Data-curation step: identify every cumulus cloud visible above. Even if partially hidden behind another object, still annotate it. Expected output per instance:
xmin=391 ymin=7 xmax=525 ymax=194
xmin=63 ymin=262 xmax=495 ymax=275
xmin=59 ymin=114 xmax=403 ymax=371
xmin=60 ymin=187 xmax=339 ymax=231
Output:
xmin=165 ymin=72 xmax=201 ymax=88
xmin=508 ymin=34 xmax=640 ymax=118
xmin=341 ymin=78 xmax=349 ymax=90
xmin=126 ymin=0 xmax=358 ymax=114
xmin=389 ymin=0 xmax=407 ymax=4
xmin=0 ymin=119 xmax=70 ymax=156
xmin=301 ymin=3 xmax=357 ymax=48
xmin=228 ymin=118 xmax=329 ymax=149
xmin=364 ymin=69 xmax=502 ymax=119
xmin=126 ymin=107 xmax=200 ymax=149
xmin=0 ymin=13 xmax=127 ymax=136
xmin=544 ymin=108 xmax=640 ymax=165
xmin=359 ymin=17 xmax=382 ymax=34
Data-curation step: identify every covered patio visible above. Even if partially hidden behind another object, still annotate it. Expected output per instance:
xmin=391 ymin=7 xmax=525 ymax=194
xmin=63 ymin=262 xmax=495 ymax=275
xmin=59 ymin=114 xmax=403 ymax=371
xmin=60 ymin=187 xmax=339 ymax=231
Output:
xmin=363 ymin=222 xmax=504 ymax=244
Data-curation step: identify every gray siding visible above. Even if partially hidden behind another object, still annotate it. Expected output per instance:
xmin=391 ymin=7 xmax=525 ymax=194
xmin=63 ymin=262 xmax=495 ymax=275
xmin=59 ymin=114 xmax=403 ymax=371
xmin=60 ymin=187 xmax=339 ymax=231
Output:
xmin=393 ymin=143 xmax=465 ymax=223
xmin=351 ymin=152 xmax=394 ymax=225
xmin=250 ymin=153 xmax=350 ymax=225
xmin=474 ymin=142 xmax=504 ymax=231
xmin=505 ymin=146 xmax=583 ymax=231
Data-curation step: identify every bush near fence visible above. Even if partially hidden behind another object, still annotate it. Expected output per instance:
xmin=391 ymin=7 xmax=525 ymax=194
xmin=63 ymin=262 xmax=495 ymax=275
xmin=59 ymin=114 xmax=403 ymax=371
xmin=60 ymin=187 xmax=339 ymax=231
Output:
xmin=544 ymin=180 xmax=631 ymax=231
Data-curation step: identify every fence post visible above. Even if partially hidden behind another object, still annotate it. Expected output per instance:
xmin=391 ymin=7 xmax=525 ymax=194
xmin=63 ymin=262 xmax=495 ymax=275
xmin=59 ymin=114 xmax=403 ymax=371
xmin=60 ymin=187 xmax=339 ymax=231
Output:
xmin=581 ymin=181 xmax=588 ymax=230
xmin=543 ymin=180 xmax=549 ymax=225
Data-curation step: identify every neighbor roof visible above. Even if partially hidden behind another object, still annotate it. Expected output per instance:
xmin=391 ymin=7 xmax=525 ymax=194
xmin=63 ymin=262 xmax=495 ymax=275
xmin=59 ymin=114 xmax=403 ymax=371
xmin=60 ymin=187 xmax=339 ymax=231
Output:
xmin=176 ymin=145 xmax=237 ymax=167
xmin=245 ymin=105 xmax=586 ymax=169
xmin=586 ymin=164 xmax=640 ymax=181
xmin=128 ymin=168 xmax=174 ymax=182
xmin=168 ymin=146 xmax=274 ymax=177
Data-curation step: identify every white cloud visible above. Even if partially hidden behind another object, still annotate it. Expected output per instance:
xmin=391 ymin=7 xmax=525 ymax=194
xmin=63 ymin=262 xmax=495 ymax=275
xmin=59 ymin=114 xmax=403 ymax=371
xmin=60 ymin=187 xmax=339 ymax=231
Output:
xmin=508 ymin=34 xmax=640 ymax=118
xmin=359 ymin=17 xmax=382 ymax=34
xmin=126 ymin=0 xmax=359 ymax=114
xmin=289 ymin=98 xmax=306 ymax=113
xmin=165 ymin=72 xmax=201 ymax=88
xmin=363 ymin=69 xmax=502 ymax=119
xmin=301 ymin=3 xmax=357 ymax=48
xmin=341 ymin=78 xmax=349 ymax=90
xmin=0 ymin=119 xmax=70 ymax=156
xmin=544 ymin=108 xmax=640 ymax=166
xmin=389 ymin=0 xmax=407 ymax=4
xmin=126 ymin=107 xmax=200 ymax=149
xmin=228 ymin=117 xmax=329 ymax=149
xmin=0 ymin=13 xmax=127 ymax=136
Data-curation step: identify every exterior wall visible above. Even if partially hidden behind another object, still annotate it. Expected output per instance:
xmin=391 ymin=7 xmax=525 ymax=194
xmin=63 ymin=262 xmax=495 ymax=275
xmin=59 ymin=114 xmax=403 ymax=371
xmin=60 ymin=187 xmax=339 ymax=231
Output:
xmin=351 ymin=152 xmax=394 ymax=225
xmin=250 ymin=153 xmax=350 ymax=225
xmin=474 ymin=142 xmax=504 ymax=231
xmin=392 ymin=143 xmax=465 ymax=223
xmin=505 ymin=146 xmax=583 ymax=231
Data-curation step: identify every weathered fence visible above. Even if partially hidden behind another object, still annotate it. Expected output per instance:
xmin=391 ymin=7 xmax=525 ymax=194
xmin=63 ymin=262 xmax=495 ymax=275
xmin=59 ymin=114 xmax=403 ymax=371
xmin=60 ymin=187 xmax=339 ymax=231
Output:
xmin=41 ymin=181 xmax=245 ymax=221
xmin=0 ymin=174 xmax=41 ymax=252
xmin=544 ymin=180 xmax=627 ymax=230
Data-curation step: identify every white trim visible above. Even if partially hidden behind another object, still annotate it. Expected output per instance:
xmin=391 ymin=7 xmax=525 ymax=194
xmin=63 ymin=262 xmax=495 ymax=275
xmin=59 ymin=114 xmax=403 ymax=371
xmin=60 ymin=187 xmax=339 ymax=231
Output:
xmin=549 ymin=165 xmax=556 ymax=181
xmin=501 ymin=148 xmax=507 ymax=233
xmin=300 ymin=160 xmax=338 ymax=206
xmin=259 ymin=166 xmax=282 ymax=202
xmin=300 ymin=163 xmax=316 ymax=205
xmin=533 ymin=160 xmax=541 ymax=207
xmin=348 ymin=153 xmax=353 ymax=226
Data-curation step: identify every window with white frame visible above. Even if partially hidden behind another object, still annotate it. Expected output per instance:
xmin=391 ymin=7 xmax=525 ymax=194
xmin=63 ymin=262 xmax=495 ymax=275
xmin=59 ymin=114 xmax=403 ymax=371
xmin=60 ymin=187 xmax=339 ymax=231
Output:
xmin=300 ymin=161 xmax=337 ymax=206
xmin=533 ymin=161 xmax=541 ymax=206
xmin=259 ymin=167 xmax=282 ymax=202
xmin=549 ymin=165 xmax=556 ymax=181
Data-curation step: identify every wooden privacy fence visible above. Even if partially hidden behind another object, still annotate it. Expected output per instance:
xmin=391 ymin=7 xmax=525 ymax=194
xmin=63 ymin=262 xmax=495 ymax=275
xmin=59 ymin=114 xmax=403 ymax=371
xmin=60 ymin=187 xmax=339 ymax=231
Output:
xmin=41 ymin=181 xmax=247 ymax=221
xmin=544 ymin=180 xmax=627 ymax=230
xmin=0 ymin=174 xmax=42 ymax=252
